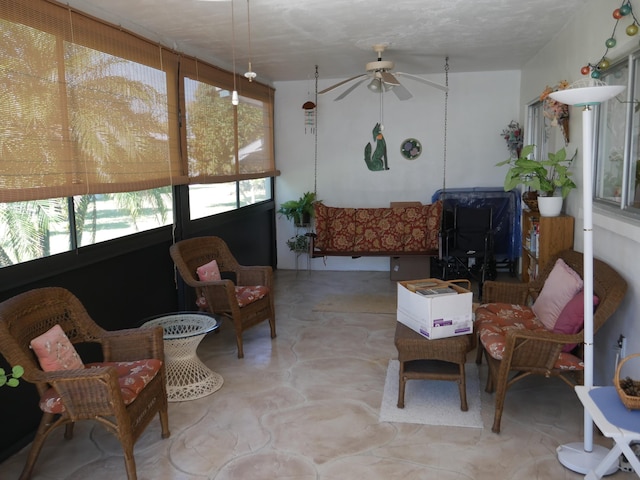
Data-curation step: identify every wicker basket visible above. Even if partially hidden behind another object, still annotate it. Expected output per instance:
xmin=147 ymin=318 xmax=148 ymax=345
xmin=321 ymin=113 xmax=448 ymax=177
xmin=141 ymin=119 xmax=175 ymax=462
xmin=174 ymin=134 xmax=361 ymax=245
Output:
xmin=522 ymin=191 xmax=539 ymax=212
xmin=614 ymin=353 xmax=640 ymax=410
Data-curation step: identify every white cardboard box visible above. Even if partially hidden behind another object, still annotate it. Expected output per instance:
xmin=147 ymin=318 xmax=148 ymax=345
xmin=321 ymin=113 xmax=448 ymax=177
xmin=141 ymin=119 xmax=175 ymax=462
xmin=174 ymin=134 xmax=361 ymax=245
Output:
xmin=397 ymin=279 xmax=473 ymax=340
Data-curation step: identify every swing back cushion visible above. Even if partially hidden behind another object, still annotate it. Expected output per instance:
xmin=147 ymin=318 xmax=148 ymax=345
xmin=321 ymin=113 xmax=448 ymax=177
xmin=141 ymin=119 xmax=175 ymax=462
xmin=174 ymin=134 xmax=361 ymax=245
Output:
xmin=312 ymin=201 xmax=442 ymax=255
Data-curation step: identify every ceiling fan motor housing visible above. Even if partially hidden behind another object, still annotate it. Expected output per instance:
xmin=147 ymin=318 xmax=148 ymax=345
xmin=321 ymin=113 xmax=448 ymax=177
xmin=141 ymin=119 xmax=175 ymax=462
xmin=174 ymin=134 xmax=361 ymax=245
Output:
xmin=366 ymin=60 xmax=394 ymax=72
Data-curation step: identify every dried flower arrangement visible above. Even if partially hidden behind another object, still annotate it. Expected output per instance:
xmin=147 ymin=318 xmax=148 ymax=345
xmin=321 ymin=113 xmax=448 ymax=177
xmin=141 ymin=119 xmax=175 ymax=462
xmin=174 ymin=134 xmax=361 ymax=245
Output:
xmin=540 ymin=80 xmax=570 ymax=144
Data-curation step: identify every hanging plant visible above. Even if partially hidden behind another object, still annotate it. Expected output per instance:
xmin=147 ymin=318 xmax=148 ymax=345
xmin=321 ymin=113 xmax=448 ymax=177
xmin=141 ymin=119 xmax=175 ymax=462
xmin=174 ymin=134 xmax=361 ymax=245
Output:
xmin=286 ymin=234 xmax=310 ymax=252
xmin=277 ymin=191 xmax=319 ymax=226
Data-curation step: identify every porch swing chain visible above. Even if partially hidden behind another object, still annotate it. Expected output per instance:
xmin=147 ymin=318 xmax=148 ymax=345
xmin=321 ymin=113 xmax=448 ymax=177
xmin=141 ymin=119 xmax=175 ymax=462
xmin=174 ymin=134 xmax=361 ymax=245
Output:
xmin=442 ymin=56 xmax=449 ymax=195
xmin=314 ymin=65 xmax=319 ymax=197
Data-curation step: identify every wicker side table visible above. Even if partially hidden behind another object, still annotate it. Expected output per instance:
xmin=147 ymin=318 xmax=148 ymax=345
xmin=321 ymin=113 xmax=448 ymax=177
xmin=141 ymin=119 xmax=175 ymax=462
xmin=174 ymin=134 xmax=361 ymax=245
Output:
xmin=142 ymin=312 xmax=223 ymax=402
xmin=394 ymin=321 xmax=472 ymax=411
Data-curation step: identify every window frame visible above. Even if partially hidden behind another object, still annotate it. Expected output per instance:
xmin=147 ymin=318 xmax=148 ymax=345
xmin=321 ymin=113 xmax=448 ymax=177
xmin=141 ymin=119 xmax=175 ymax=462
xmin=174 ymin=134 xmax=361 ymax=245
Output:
xmin=594 ymin=51 xmax=640 ymax=218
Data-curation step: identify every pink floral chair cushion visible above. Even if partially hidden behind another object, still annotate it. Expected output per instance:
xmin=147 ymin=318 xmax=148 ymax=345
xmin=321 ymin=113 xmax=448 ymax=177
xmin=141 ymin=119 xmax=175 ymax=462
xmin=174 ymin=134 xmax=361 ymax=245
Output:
xmin=30 ymin=324 xmax=84 ymax=372
xmin=476 ymin=302 xmax=583 ymax=371
xmin=39 ymin=359 xmax=163 ymax=414
xmin=197 ymin=285 xmax=269 ymax=310
xmin=235 ymin=285 xmax=270 ymax=307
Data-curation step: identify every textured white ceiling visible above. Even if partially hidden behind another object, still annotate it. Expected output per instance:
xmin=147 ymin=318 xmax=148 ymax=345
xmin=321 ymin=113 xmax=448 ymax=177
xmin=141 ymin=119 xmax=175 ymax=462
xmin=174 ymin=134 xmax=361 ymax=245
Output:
xmin=65 ymin=0 xmax=588 ymax=84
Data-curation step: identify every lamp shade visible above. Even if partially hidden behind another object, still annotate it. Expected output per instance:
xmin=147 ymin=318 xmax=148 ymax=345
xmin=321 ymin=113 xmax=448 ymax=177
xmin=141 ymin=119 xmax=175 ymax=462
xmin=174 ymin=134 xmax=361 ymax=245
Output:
xmin=549 ymin=79 xmax=625 ymax=106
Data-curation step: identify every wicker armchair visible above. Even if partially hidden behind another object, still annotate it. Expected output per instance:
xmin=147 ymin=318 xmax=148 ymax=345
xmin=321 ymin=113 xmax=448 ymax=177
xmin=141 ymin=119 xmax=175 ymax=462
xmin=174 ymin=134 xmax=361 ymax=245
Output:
xmin=0 ymin=287 xmax=170 ymax=479
xmin=476 ymin=249 xmax=627 ymax=433
xmin=169 ymin=236 xmax=276 ymax=358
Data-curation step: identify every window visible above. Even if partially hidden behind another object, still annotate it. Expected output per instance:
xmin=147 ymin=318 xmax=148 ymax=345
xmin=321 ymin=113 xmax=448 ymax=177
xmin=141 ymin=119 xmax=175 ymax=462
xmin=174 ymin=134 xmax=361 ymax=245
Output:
xmin=0 ymin=0 xmax=276 ymax=267
xmin=73 ymin=188 xmax=173 ymax=247
xmin=595 ymin=53 xmax=640 ymax=211
xmin=527 ymin=97 xmax=567 ymax=161
xmin=0 ymin=199 xmax=70 ymax=265
xmin=527 ymin=100 xmax=548 ymax=159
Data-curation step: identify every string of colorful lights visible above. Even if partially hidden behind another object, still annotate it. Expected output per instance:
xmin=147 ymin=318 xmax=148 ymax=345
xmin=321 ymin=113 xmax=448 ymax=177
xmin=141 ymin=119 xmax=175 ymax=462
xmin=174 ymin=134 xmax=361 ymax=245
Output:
xmin=582 ymin=1 xmax=639 ymax=78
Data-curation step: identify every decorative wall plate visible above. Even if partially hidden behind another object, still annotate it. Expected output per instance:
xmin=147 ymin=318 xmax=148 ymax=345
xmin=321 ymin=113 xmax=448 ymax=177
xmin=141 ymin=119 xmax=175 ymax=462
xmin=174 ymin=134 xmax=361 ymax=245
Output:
xmin=400 ymin=138 xmax=422 ymax=160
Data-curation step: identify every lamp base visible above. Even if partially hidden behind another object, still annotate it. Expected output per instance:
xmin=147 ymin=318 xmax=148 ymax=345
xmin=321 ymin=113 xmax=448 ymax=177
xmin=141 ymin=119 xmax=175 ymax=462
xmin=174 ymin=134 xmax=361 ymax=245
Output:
xmin=557 ymin=443 xmax=618 ymax=476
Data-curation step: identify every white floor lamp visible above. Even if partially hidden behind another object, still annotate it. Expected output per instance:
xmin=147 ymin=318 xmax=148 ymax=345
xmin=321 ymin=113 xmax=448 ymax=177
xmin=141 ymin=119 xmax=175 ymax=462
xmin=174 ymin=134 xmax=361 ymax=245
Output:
xmin=550 ymin=79 xmax=625 ymax=474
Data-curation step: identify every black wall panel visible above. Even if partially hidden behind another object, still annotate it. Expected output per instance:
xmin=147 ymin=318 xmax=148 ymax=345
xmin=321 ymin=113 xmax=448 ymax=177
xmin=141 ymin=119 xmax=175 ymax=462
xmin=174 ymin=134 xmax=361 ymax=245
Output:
xmin=0 ymin=202 xmax=276 ymax=462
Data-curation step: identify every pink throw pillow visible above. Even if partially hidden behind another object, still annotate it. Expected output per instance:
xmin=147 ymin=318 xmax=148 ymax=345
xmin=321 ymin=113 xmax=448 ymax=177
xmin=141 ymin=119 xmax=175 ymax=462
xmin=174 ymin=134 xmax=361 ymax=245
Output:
xmin=553 ymin=292 xmax=600 ymax=352
xmin=30 ymin=324 xmax=84 ymax=371
xmin=532 ymin=258 xmax=584 ymax=330
xmin=196 ymin=259 xmax=221 ymax=282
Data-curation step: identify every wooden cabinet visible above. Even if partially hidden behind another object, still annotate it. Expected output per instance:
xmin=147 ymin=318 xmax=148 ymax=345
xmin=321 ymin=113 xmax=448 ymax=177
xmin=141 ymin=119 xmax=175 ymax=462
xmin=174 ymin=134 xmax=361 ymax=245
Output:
xmin=521 ymin=211 xmax=574 ymax=282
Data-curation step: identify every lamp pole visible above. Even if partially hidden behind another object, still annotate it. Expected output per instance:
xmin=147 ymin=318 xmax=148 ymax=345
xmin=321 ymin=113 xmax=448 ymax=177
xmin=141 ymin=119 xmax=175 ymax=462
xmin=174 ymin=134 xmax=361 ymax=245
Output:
xmin=550 ymin=81 xmax=625 ymax=475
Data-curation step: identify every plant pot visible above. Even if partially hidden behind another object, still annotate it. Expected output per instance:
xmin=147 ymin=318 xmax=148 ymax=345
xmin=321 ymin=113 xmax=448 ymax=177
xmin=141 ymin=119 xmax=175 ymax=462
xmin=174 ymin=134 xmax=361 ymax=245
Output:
xmin=537 ymin=196 xmax=563 ymax=217
xmin=293 ymin=212 xmax=311 ymax=227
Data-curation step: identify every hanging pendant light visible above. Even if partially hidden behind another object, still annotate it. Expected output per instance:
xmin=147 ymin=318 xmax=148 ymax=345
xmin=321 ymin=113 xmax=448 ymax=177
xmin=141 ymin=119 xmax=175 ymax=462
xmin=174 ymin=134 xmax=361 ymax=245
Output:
xmin=230 ymin=0 xmax=239 ymax=105
xmin=244 ymin=0 xmax=256 ymax=82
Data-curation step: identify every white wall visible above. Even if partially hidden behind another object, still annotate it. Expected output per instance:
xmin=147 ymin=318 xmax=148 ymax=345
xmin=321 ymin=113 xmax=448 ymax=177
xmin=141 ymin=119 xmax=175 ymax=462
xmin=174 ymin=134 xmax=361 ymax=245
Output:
xmin=521 ymin=0 xmax=640 ymax=383
xmin=274 ymin=69 xmax=521 ymax=271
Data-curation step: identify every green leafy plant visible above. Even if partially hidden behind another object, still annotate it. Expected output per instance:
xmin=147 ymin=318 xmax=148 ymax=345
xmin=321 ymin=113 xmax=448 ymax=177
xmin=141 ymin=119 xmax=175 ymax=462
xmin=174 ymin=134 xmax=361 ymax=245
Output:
xmin=0 ymin=365 xmax=24 ymax=388
xmin=277 ymin=191 xmax=319 ymax=225
xmin=286 ymin=234 xmax=310 ymax=252
xmin=496 ymin=145 xmax=577 ymax=198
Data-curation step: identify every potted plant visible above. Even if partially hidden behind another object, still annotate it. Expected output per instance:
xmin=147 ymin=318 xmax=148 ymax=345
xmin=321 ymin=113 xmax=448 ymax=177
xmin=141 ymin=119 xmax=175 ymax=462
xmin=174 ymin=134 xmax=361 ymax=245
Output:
xmin=0 ymin=365 xmax=23 ymax=388
xmin=286 ymin=234 xmax=310 ymax=253
xmin=277 ymin=191 xmax=318 ymax=226
xmin=496 ymin=144 xmax=577 ymax=216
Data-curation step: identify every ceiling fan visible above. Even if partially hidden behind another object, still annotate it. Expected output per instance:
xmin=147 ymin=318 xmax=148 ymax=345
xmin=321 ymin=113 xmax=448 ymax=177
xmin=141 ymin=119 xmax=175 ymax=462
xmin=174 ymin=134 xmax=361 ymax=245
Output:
xmin=319 ymin=44 xmax=448 ymax=101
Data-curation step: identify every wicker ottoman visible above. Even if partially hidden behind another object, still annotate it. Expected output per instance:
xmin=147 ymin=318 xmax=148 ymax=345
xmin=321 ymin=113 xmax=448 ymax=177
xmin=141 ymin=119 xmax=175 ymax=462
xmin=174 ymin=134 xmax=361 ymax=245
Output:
xmin=394 ymin=321 xmax=472 ymax=411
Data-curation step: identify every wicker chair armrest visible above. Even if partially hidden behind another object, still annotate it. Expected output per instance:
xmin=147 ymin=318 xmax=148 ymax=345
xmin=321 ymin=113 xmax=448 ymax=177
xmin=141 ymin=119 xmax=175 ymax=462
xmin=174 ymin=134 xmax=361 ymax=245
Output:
xmin=198 ymin=280 xmax=237 ymax=311
xmin=505 ymin=328 xmax=582 ymax=345
xmin=101 ymin=325 xmax=164 ymax=362
xmin=236 ymin=265 xmax=272 ymax=287
xmin=482 ymin=281 xmax=531 ymax=305
xmin=26 ymin=364 xmax=118 ymax=388
xmin=503 ymin=329 xmax=582 ymax=370
xmin=46 ymin=366 xmax=127 ymax=417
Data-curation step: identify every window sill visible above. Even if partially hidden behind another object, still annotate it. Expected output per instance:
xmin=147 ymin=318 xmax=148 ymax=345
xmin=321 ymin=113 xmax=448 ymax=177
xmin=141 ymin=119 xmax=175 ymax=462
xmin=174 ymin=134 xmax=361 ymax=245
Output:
xmin=592 ymin=202 xmax=640 ymax=244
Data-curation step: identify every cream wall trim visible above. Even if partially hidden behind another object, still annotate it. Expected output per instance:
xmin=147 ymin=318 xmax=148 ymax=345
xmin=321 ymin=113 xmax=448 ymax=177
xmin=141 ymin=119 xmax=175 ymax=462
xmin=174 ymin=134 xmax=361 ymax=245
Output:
xmin=592 ymin=207 xmax=640 ymax=245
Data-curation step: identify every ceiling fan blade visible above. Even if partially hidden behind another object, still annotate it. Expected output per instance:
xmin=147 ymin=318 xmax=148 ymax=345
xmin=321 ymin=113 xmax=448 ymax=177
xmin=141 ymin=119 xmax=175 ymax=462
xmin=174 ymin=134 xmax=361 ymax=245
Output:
xmin=333 ymin=78 xmax=368 ymax=101
xmin=392 ymin=84 xmax=413 ymax=101
xmin=381 ymin=71 xmax=400 ymax=86
xmin=396 ymin=72 xmax=449 ymax=92
xmin=319 ymin=74 xmax=367 ymax=95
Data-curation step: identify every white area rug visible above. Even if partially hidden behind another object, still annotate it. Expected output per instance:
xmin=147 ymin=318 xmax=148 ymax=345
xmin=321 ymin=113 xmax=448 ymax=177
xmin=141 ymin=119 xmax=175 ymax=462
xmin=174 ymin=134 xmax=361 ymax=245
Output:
xmin=313 ymin=294 xmax=396 ymax=314
xmin=379 ymin=359 xmax=483 ymax=428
